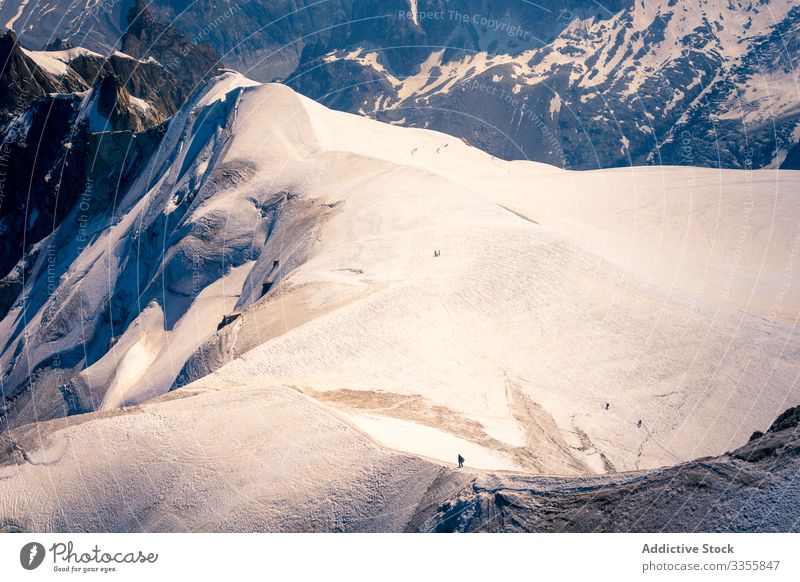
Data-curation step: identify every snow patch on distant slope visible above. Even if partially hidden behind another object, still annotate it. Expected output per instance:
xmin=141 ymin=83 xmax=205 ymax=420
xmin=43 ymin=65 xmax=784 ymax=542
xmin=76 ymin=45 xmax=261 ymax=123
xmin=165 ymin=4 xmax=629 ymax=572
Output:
xmin=407 ymin=0 xmax=419 ymax=26
xmin=4 ymin=0 xmax=30 ymax=31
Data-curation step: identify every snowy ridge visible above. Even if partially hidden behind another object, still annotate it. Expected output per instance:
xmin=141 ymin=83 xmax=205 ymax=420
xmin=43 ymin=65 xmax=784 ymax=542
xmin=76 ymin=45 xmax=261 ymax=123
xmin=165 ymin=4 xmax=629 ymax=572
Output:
xmin=21 ymin=47 xmax=105 ymax=76
xmin=1 ymin=71 xmax=800 ymax=531
xmin=2 ymin=73 xmax=800 ymax=484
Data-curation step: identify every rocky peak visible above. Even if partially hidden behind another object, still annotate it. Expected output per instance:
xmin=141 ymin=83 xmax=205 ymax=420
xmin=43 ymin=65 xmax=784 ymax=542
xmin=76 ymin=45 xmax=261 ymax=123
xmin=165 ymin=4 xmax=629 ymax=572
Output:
xmin=0 ymin=30 xmax=80 ymax=124
xmin=94 ymin=73 xmax=143 ymax=133
xmin=43 ymin=37 xmax=74 ymax=51
xmin=120 ymin=0 xmax=223 ymax=93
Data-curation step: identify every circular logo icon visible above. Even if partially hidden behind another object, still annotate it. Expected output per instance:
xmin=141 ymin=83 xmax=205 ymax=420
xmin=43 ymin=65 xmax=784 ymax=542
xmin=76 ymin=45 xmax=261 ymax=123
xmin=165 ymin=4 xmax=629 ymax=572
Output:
xmin=20 ymin=542 xmax=46 ymax=570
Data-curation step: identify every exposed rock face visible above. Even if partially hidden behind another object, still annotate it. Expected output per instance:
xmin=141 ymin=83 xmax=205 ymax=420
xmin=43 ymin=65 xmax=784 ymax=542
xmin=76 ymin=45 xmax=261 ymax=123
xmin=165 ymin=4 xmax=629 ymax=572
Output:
xmin=43 ymin=38 xmax=73 ymax=52
xmin=95 ymin=73 xmax=144 ymax=133
xmin=87 ymin=122 xmax=167 ymax=210
xmin=768 ymin=406 xmax=800 ymax=433
xmin=0 ymin=92 xmax=90 ymax=284
xmin=4 ymin=1 xmax=798 ymax=169
xmin=0 ymin=6 xmax=222 ymax=288
xmin=65 ymin=52 xmax=187 ymax=123
xmin=408 ymin=404 xmax=800 ymax=533
xmin=0 ymin=31 xmax=85 ymax=124
xmin=120 ymin=0 xmax=223 ymax=92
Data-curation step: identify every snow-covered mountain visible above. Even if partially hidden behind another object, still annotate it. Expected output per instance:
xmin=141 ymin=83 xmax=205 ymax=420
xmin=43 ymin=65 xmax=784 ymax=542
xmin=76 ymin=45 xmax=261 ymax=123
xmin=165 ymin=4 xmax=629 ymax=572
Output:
xmin=293 ymin=0 xmax=800 ymax=169
xmin=0 ymin=17 xmax=221 ymax=313
xmin=2 ymin=72 xmax=799 ymax=481
xmin=0 ymin=1 xmax=625 ymax=78
xmin=4 ymin=0 xmax=798 ymax=169
xmin=2 ymin=2 xmax=800 ymax=533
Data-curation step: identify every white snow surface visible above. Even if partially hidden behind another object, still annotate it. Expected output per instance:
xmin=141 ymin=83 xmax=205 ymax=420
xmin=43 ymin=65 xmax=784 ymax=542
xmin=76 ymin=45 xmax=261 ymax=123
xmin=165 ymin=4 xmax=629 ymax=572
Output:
xmin=3 ymin=73 xmax=800 ymax=494
xmin=190 ymin=77 xmax=800 ymax=474
xmin=21 ymin=47 xmax=72 ymax=76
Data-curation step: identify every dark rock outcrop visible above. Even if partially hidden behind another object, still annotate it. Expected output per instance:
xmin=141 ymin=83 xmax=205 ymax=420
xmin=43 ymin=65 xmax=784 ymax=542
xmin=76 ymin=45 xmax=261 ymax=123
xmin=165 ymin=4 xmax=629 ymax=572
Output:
xmin=0 ymin=4 xmax=223 ymax=289
xmin=120 ymin=0 xmax=223 ymax=93
xmin=0 ymin=92 xmax=90 ymax=281
xmin=407 ymin=404 xmax=800 ymax=533
xmin=0 ymin=30 xmax=86 ymax=124
xmin=768 ymin=406 xmax=800 ymax=434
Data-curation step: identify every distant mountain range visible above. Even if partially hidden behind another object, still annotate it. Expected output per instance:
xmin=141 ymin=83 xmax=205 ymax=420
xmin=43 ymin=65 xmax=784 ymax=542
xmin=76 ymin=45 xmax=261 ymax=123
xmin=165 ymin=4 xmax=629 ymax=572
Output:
xmin=3 ymin=0 xmax=798 ymax=169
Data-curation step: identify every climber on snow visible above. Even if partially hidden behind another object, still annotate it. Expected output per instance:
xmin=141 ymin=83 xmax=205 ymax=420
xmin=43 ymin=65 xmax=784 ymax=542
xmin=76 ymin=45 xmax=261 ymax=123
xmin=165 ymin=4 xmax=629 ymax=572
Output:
xmin=457 ymin=454 xmax=465 ymax=468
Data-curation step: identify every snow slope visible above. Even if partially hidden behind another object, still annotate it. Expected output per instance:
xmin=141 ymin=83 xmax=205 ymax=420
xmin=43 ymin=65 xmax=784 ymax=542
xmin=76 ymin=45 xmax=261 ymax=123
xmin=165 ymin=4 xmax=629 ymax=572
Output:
xmin=3 ymin=73 xmax=800 ymax=482
xmin=0 ymin=384 xmax=441 ymax=532
xmin=3 ymin=382 xmax=797 ymax=533
xmin=475 ymin=166 xmax=800 ymax=322
xmin=409 ymin=410 xmax=800 ymax=532
xmin=184 ymin=78 xmax=800 ymax=474
xmin=21 ymin=47 xmax=104 ymax=76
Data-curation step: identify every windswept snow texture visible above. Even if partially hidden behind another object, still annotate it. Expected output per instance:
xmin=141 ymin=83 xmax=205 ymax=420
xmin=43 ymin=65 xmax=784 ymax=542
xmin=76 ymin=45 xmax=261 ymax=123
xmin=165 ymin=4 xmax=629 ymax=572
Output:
xmin=0 ymin=385 xmax=442 ymax=532
xmin=1 ymin=72 xmax=800 ymax=532
xmin=3 ymin=74 xmax=800 ymax=481
xmin=186 ymin=79 xmax=800 ymax=475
